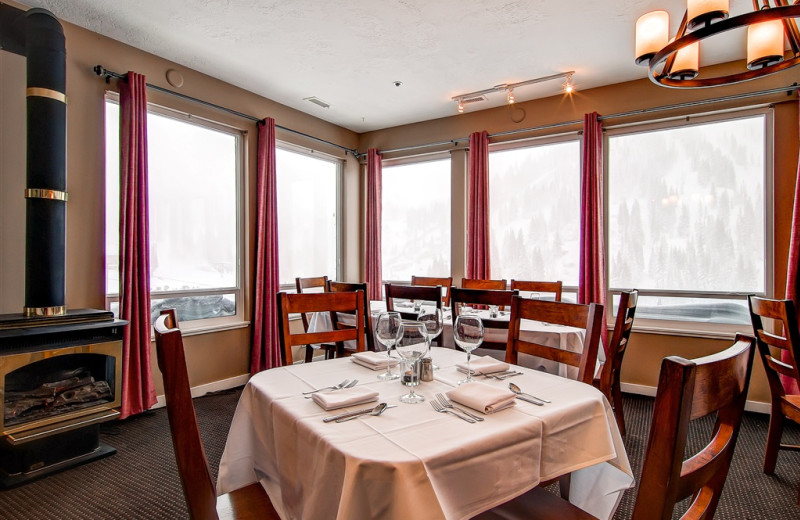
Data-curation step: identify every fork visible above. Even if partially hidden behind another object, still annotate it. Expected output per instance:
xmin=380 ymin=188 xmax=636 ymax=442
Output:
xmin=435 ymin=393 xmax=484 ymax=422
xmin=484 ymin=370 xmax=523 ymax=380
xmin=430 ymin=400 xmax=476 ymax=423
xmin=302 ymin=379 xmax=350 ymax=395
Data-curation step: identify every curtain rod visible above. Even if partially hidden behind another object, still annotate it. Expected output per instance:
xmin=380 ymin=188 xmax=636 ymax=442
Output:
xmin=369 ymin=82 xmax=799 ymax=158
xmin=93 ymin=65 xmax=359 ymax=157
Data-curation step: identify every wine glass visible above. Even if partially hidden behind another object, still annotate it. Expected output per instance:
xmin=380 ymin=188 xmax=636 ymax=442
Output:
xmin=395 ymin=321 xmax=429 ymax=404
xmin=418 ymin=306 xmax=443 ymax=368
xmin=375 ymin=312 xmax=402 ymax=381
xmin=454 ymin=315 xmax=484 ymax=384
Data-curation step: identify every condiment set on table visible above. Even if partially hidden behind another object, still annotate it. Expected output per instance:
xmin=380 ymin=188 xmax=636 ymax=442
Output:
xmin=309 ymin=307 xmax=550 ymax=423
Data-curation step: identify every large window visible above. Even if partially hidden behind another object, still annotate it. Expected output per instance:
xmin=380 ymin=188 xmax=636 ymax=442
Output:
xmin=382 ymin=158 xmax=451 ymax=281
xmin=489 ymin=139 xmax=580 ymax=287
xmin=276 ymin=146 xmax=340 ymax=286
xmin=607 ymin=112 xmax=769 ymax=325
xmin=105 ymin=99 xmax=243 ymax=328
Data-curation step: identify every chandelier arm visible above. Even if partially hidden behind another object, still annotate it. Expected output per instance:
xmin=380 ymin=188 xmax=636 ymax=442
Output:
xmin=776 ymin=0 xmax=800 ymax=53
xmin=663 ymin=12 xmax=690 ymax=80
xmin=649 ymin=5 xmax=800 ymax=88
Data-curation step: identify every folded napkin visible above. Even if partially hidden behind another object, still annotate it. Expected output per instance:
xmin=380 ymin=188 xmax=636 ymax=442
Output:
xmin=351 ymin=351 xmax=400 ymax=371
xmin=311 ymin=386 xmax=379 ymax=411
xmin=446 ymin=382 xmax=516 ymax=414
xmin=456 ymin=356 xmax=510 ymax=375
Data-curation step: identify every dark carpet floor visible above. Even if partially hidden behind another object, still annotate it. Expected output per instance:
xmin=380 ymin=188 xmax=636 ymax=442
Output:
xmin=0 ymin=389 xmax=798 ymax=519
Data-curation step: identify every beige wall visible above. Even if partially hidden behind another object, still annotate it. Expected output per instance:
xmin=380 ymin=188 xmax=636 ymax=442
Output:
xmin=2 ymin=3 xmax=795 ymax=404
xmin=359 ymin=62 xmax=800 ymax=405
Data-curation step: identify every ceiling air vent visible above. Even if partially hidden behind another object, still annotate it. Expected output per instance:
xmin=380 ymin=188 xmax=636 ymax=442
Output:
xmin=461 ymin=95 xmax=486 ymax=104
xmin=304 ymin=96 xmax=331 ymax=109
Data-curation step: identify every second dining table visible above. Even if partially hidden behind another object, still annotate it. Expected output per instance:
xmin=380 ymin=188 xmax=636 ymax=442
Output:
xmin=217 ymin=347 xmax=633 ymax=520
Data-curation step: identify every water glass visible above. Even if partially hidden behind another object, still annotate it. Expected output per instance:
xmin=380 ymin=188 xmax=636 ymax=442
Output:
xmin=395 ymin=321 xmax=429 ymax=403
xmin=454 ymin=315 xmax=484 ymax=384
xmin=375 ymin=312 xmax=401 ymax=381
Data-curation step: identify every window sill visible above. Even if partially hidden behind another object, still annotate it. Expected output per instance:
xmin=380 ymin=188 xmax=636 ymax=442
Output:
xmin=165 ymin=320 xmax=250 ymax=338
xmin=625 ymin=321 xmax=750 ymax=341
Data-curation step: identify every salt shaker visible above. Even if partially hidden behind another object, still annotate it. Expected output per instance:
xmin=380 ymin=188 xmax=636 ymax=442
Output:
xmin=420 ymin=357 xmax=434 ymax=382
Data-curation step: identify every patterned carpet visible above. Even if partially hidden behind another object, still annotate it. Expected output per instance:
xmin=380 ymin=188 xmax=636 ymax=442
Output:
xmin=0 ymin=389 xmax=798 ymax=519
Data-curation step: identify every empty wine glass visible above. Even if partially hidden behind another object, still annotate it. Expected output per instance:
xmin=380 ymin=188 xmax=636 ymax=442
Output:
xmin=418 ymin=306 xmax=443 ymax=368
xmin=395 ymin=321 xmax=429 ymax=404
xmin=375 ymin=312 xmax=401 ymax=381
xmin=454 ymin=315 xmax=484 ymax=384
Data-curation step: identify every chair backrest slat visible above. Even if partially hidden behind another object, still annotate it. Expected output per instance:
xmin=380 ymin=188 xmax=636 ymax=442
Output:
xmin=327 ymin=281 xmax=376 ymax=352
xmin=509 ymin=280 xmax=563 ymax=302
xmin=411 ymin=276 xmax=453 ymax=307
xmin=597 ymin=290 xmax=638 ymax=398
xmin=295 ymin=276 xmax=329 ymax=332
xmin=749 ymin=296 xmax=800 ymax=398
xmin=385 ymin=283 xmax=443 ymax=321
xmin=631 ymin=335 xmax=755 ymax=520
xmin=154 ymin=310 xmax=219 ymax=520
xmin=461 ymin=278 xmax=507 ymax=290
xmin=450 ymin=287 xmax=517 ymax=351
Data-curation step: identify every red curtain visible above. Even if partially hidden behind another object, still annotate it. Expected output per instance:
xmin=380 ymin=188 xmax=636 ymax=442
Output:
xmin=578 ymin=112 xmax=609 ymax=353
xmin=365 ymin=148 xmax=382 ymax=301
xmin=251 ymin=118 xmax=282 ymax=374
xmin=467 ymin=131 xmax=490 ymax=279
xmin=118 ymin=72 xmax=156 ymax=419
xmin=783 ymin=104 xmax=800 ymax=394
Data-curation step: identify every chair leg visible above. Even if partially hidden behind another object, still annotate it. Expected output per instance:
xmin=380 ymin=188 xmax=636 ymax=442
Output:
xmin=304 ymin=345 xmax=314 ymax=363
xmin=612 ymin=380 xmax=626 ymax=436
xmin=763 ymin=410 xmax=784 ymax=475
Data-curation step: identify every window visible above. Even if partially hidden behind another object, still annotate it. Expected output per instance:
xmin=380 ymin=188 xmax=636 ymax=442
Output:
xmin=607 ymin=111 xmax=770 ymax=326
xmin=382 ymin=158 xmax=451 ymax=281
xmin=105 ymin=98 xmax=243 ymax=329
xmin=489 ymin=139 xmax=581 ymax=290
xmin=275 ymin=146 xmax=340 ymax=286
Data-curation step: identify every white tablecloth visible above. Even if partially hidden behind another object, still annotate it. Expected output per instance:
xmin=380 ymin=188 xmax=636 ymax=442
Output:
xmin=217 ymin=348 xmax=633 ymax=520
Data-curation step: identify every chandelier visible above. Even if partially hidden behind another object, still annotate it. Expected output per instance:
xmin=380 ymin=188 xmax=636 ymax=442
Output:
xmin=634 ymin=1 xmax=800 ymax=88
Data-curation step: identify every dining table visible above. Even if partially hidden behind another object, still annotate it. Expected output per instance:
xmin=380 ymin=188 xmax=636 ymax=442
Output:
xmin=217 ymin=347 xmax=633 ymax=520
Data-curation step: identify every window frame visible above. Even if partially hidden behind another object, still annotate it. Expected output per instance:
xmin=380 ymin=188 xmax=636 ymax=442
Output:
xmin=104 ymin=93 xmax=248 ymax=334
xmin=275 ymin=140 xmax=343 ymax=291
xmin=380 ymin=152 xmax=453 ymax=284
xmin=604 ymin=107 xmax=774 ymax=337
xmin=487 ymin=133 xmax=582 ymax=292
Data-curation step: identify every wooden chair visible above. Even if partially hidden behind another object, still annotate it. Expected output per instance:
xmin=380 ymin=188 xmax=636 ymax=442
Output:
xmin=749 ymin=295 xmax=800 ymax=504
xmin=295 ymin=276 xmax=335 ymax=362
xmin=593 ymin=289 xmax=638 ymax=435
xmin=277 ymin=291 xmax=366 ymax=365
xmin=510 ymin=280 xmax=563 ymax=302
xmin=462 ymin=277 xmax=507 ymax=290
xmin=326 ymin=280 xmax=376 ymax=354
xmin=480 ymin=335 xmax=756 ymax=520
xmin=411 ymin=275 xmax=453 ymax=307
xmin=385 ymin=283 xmax=444 ymax=345
xmin=450 ymin=287 xmax=518 ymax=351
xmin=504 ymin=297 xmax=603 ymax=385
xmin=154 ymin=310 xmax=280 ymax=520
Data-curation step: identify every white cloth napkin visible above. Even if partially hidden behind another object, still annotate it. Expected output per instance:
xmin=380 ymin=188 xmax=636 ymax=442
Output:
xmin=311 ymin=386 xmax=379 ymax=411
xmin=456 ymin=356 xmax=510 ymax=375
xmin=351 ymin=351 xmax=399 ymax=371
xmin=446 ymin=381 xmax=516 ymax=414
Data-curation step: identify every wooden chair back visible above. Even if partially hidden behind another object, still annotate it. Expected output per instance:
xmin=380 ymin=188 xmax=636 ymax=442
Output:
xmin=154 ymin=309 xmax=218 ymax=519
xmin=504 ymin=297 xmax=603 ymax=385
xmin=595 ymin=289 xmax=638 ymax=435
xmin=295 ymin=276 xmax=334 ymax=362
xmin=277 ymin=291 xmax=366 ymax=365
xmin=327 ymin=281 xmax=376 ymax=352
xmin=411 ymin=275 xmax=453 ymax=307
xmin=450 ymin=287 xmax=518 ymax=351
xmin=462 ymin=278 xmax=507 ymax=290
xmin=631 ymin=335 xmax=756 ymax=520
xmin=510 ymin=280 xmax=563 ymax=302
xmin=385 ymin=283 xmax=443 ymax=321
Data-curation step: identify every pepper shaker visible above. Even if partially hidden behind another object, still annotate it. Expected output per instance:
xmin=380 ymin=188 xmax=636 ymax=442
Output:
xmin=420 ymin=357 xmax=434 ymax=382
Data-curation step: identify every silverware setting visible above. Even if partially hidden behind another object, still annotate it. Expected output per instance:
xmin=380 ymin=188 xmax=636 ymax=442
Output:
xmin=457 ymin=368 xmax=522 ymax=380
xmin=430 ymin=400 xmax=476 ymax=423
xmin=324 ymin=402 xmax=397 ymax=423
xmin=508 ymin=382 xmax=550 ymax=404
xmin=435 ymin=393 xmax=484 ymax=422
xmin=303 ymin=379 xmax=357 ymax=398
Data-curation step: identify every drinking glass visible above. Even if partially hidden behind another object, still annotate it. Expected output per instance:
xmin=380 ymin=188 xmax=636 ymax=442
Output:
xmin=375 ymin=312 xmax=402 ymax=381
xmin=395 ymin=322 xmax=429 ymax=404
xmin=454 ymin=315 xmax=484 ymax=384
xmin=418 ymin=306 xmax=443 ymax=368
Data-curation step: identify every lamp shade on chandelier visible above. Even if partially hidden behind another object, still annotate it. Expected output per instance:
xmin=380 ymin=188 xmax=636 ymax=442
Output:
xmin=635 ymin=0 xmax=800 ymax=88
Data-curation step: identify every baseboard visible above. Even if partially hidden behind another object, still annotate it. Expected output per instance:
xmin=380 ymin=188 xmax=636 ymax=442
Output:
xmin=152 ymin=373 xmax=250 ymax=409
xmin=620 ymin=382 xmax=771 ymax=414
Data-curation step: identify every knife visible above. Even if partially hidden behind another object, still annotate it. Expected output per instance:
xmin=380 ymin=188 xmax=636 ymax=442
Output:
xmin=322 ymin=404 xmax=397 ymax=423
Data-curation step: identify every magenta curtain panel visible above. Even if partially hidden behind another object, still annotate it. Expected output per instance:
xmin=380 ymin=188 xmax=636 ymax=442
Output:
xmin=118 ymin=72 xmax=156 ymax=419
xmin=251 ymin=118 xmax=282 ymax=374
xmin=365 ymin=148 xmax=383 ymax=301
xmin=783 ymin=105 xmax=800 ymax=394
xmin=467 ymin=131 xmax=491 ymax=279
xmin=578 ymin=112 xmax=609 ymax=353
